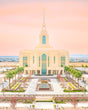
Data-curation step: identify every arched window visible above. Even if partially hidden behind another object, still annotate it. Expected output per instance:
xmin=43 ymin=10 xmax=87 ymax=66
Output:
xmin=54 ymin=56 xmax=55 ymax=64
xmin=61 ymin=56 xmax=65 ymax=67
xmin=42 ymin=36 xmax=46 ymax=44
xmin=42 ymin=54 xmax=47 ymax=75
xmin=33 ymin=56 xmax=35 ymax=64
xmin=23 ymin=56 xmax=28 ymax=67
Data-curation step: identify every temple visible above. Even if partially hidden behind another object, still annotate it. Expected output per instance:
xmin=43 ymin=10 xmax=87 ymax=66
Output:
xmin=19 ymin=10 xmax=69 ymax=75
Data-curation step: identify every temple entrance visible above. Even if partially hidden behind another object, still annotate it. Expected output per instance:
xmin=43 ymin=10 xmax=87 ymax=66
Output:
xmin=42 ymin=54 xmax=47 ymax=75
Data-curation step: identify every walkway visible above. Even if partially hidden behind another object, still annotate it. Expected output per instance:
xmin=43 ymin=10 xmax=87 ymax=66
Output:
xmin=35 ymin=102 xmax=54 ymax=109
xmin=25 ymin=78 xmax=64 ymax=95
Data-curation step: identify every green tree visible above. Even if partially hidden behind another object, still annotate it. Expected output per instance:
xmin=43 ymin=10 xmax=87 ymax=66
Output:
xmin=6 ymin=71 xmax=14 ymax=88
xmin=75 ymin=71 xmax=82 ymax=88
xmin=13 ymin=70 xmax=17 ymax=84
xmin=82 ymin=64 xmax=84 ymax=67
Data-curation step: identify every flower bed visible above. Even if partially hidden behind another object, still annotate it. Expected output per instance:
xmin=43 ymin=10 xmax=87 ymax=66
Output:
xmin=4 ymin=89 xmax=25 ymax=92
xmin=68 ymin=82 xmax=76 ymax=90
xmin=64 ymin=89 xmax=87 ymax=92
xmin=64 ymin=78 xmax=68 ymax=81
xmin=10 ymin=83 xmax=15 ymax=88
xmin=55 ymin=100 xmax=66 ymax=104
xmin=12 ymin=82 xmax=21 ymax=90
xmin=21 ymin=77 xmax=25 ymax=81
xmin=41 ymin=80 xmax=47 ymax=83
xmin=36 ymin=100 xmax=53 ymax=102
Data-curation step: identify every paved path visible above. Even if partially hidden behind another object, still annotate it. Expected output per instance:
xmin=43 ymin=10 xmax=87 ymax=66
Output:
xmin=25 ymin=79 xmax=38 ymax=94
xmin=25 ymin=78 xmax=64 ymax=95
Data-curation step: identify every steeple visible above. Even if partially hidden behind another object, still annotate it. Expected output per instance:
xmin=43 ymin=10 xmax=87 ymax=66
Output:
xmin=43 ymin=8 xmax=45 ymax=24
xmin=42 ymin=8 xmax=46 ymax=30
xmin=35 ymin=9 xmax=53 ymax=49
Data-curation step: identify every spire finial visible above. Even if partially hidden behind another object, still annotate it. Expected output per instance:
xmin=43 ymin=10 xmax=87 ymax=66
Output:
xmin=43 ymin=8 xmax=45 ymax=24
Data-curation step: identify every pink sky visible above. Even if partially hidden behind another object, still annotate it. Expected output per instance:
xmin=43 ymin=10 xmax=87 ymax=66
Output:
xmin=0 ymin=0 xmax=88 ymax=55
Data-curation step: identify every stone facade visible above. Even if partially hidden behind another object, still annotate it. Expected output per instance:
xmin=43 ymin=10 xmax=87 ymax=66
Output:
xmin=19 ymin=16 xmax=69 ymax=75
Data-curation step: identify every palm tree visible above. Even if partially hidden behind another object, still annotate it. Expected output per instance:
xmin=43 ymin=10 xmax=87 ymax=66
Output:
xmin=16 ymin=67 xmax=24 ymax=80
xmin=19 ymin=67 xmax=24 ymax=79
xmin=16 ymin=67 xmax=20 ymax=80
xmin=6 ymin=71 xmax=13 ymax=88
xmin=13 ymin=70 xmax=17 ymax=84
xmin=75 ymin=71 xmax=82 ymax=88
xmin=64 ymin=66 xmax=70 ymax=79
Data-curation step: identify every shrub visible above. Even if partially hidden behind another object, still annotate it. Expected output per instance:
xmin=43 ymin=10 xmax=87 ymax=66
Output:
xmin=36 ymin=100 xmax=53 ymax=102
xmin=41 ymin=80 xmax=47 ymax=83
xmin=32 ymin=105 xmax=35 ymax=108
xmin=4 ymin=88 xmax=25 ymax=92
xmin=54 ymin=105 xmax=56 ymax=108
xmin=55 ymin=100 xmax=65 ymax=104
xmin=64 ymin=78 xmax=67 ymax=81
xmin=64 ymin=89 xmax=87 ymax=92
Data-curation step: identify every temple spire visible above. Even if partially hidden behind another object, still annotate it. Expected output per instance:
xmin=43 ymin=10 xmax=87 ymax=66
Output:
xmin=42 ymin=8 xmax=46 ymax=30
xmin=43 ymin=8 xmax=45 ymax=24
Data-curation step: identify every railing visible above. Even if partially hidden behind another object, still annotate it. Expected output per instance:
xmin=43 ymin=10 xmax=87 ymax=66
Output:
xmin=0 ymin=93 xmax=88 ymax=97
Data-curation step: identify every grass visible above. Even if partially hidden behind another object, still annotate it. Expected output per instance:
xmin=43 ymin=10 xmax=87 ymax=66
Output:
xmin=64 ymin=89 xmax=87 ymax=92
xmin=12 ymin=82 xmax=21 ymax=90
xmin=36 ymin=100 xmax=53 ymax=102
xmin=41 ymin=80 xmax=47 ymax=83
xmin=4 ymin=88 xmax=25 ymax=92
xmin=18 ymin=99 xmax=33 ymax=103
xmin=10 ymin=83 xmax=15 ymax=88
xmin=68 ymin=82 xmax=75 ymax=89
xmin=64 ymin=78 xmax=68 ymax=81
xmin=21 ymin=77 xmax=25 ymax=81
xmin=55 ymin=100 xmax=66 ymax=104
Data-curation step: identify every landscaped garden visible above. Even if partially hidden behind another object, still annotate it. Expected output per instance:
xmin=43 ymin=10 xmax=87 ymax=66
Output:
xmin=58 ymin=66 xmax=87 ymax=92
xmin=1 ymin=67 xmax=30 ymax=92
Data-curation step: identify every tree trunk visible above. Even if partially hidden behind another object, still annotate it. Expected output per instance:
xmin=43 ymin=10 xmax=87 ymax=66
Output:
xmin=9 ymin=78 xmax=10 ymax=89
xmin=72 ymin=75 xmax=73 ymax=83
xmin=69 ymin=73 xmax=70 ymax=79
xmin=15 ymin=75 xmax=16 ymax=84
xmin=18 ymin=73 xmax=19 ymax=80
xmin=75 ymin=77 xmax=76 ymax=86
xmin=78 ymin=78 xmax=79 ymax=88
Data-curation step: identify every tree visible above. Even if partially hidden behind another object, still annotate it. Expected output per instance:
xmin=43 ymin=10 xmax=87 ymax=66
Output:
xmin=75 ymin=71 xmax=82 ymax=88
xmin=6 ymin=71 xmax=13 ymax=88
xmin=64 ymin=66 xmax=69 ymax=72
xmin=16 ymin=67 xmax=24 ymax=80
xmin=13 ymin=70 xmax=17 ymax=84
xmin=64 ymin=66 xmax=70 ymax=78
xmin=82 ymin=64 xmax=84 ymax=67
xmin=85 ymin=65 xmax=88 ymax=68
xmin=64 ymin=66 xmax=82 ymax=88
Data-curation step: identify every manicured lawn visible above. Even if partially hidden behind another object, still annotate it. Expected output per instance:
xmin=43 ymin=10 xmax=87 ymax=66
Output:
xmin=64 ymin=89 xmax=87 ymax=92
